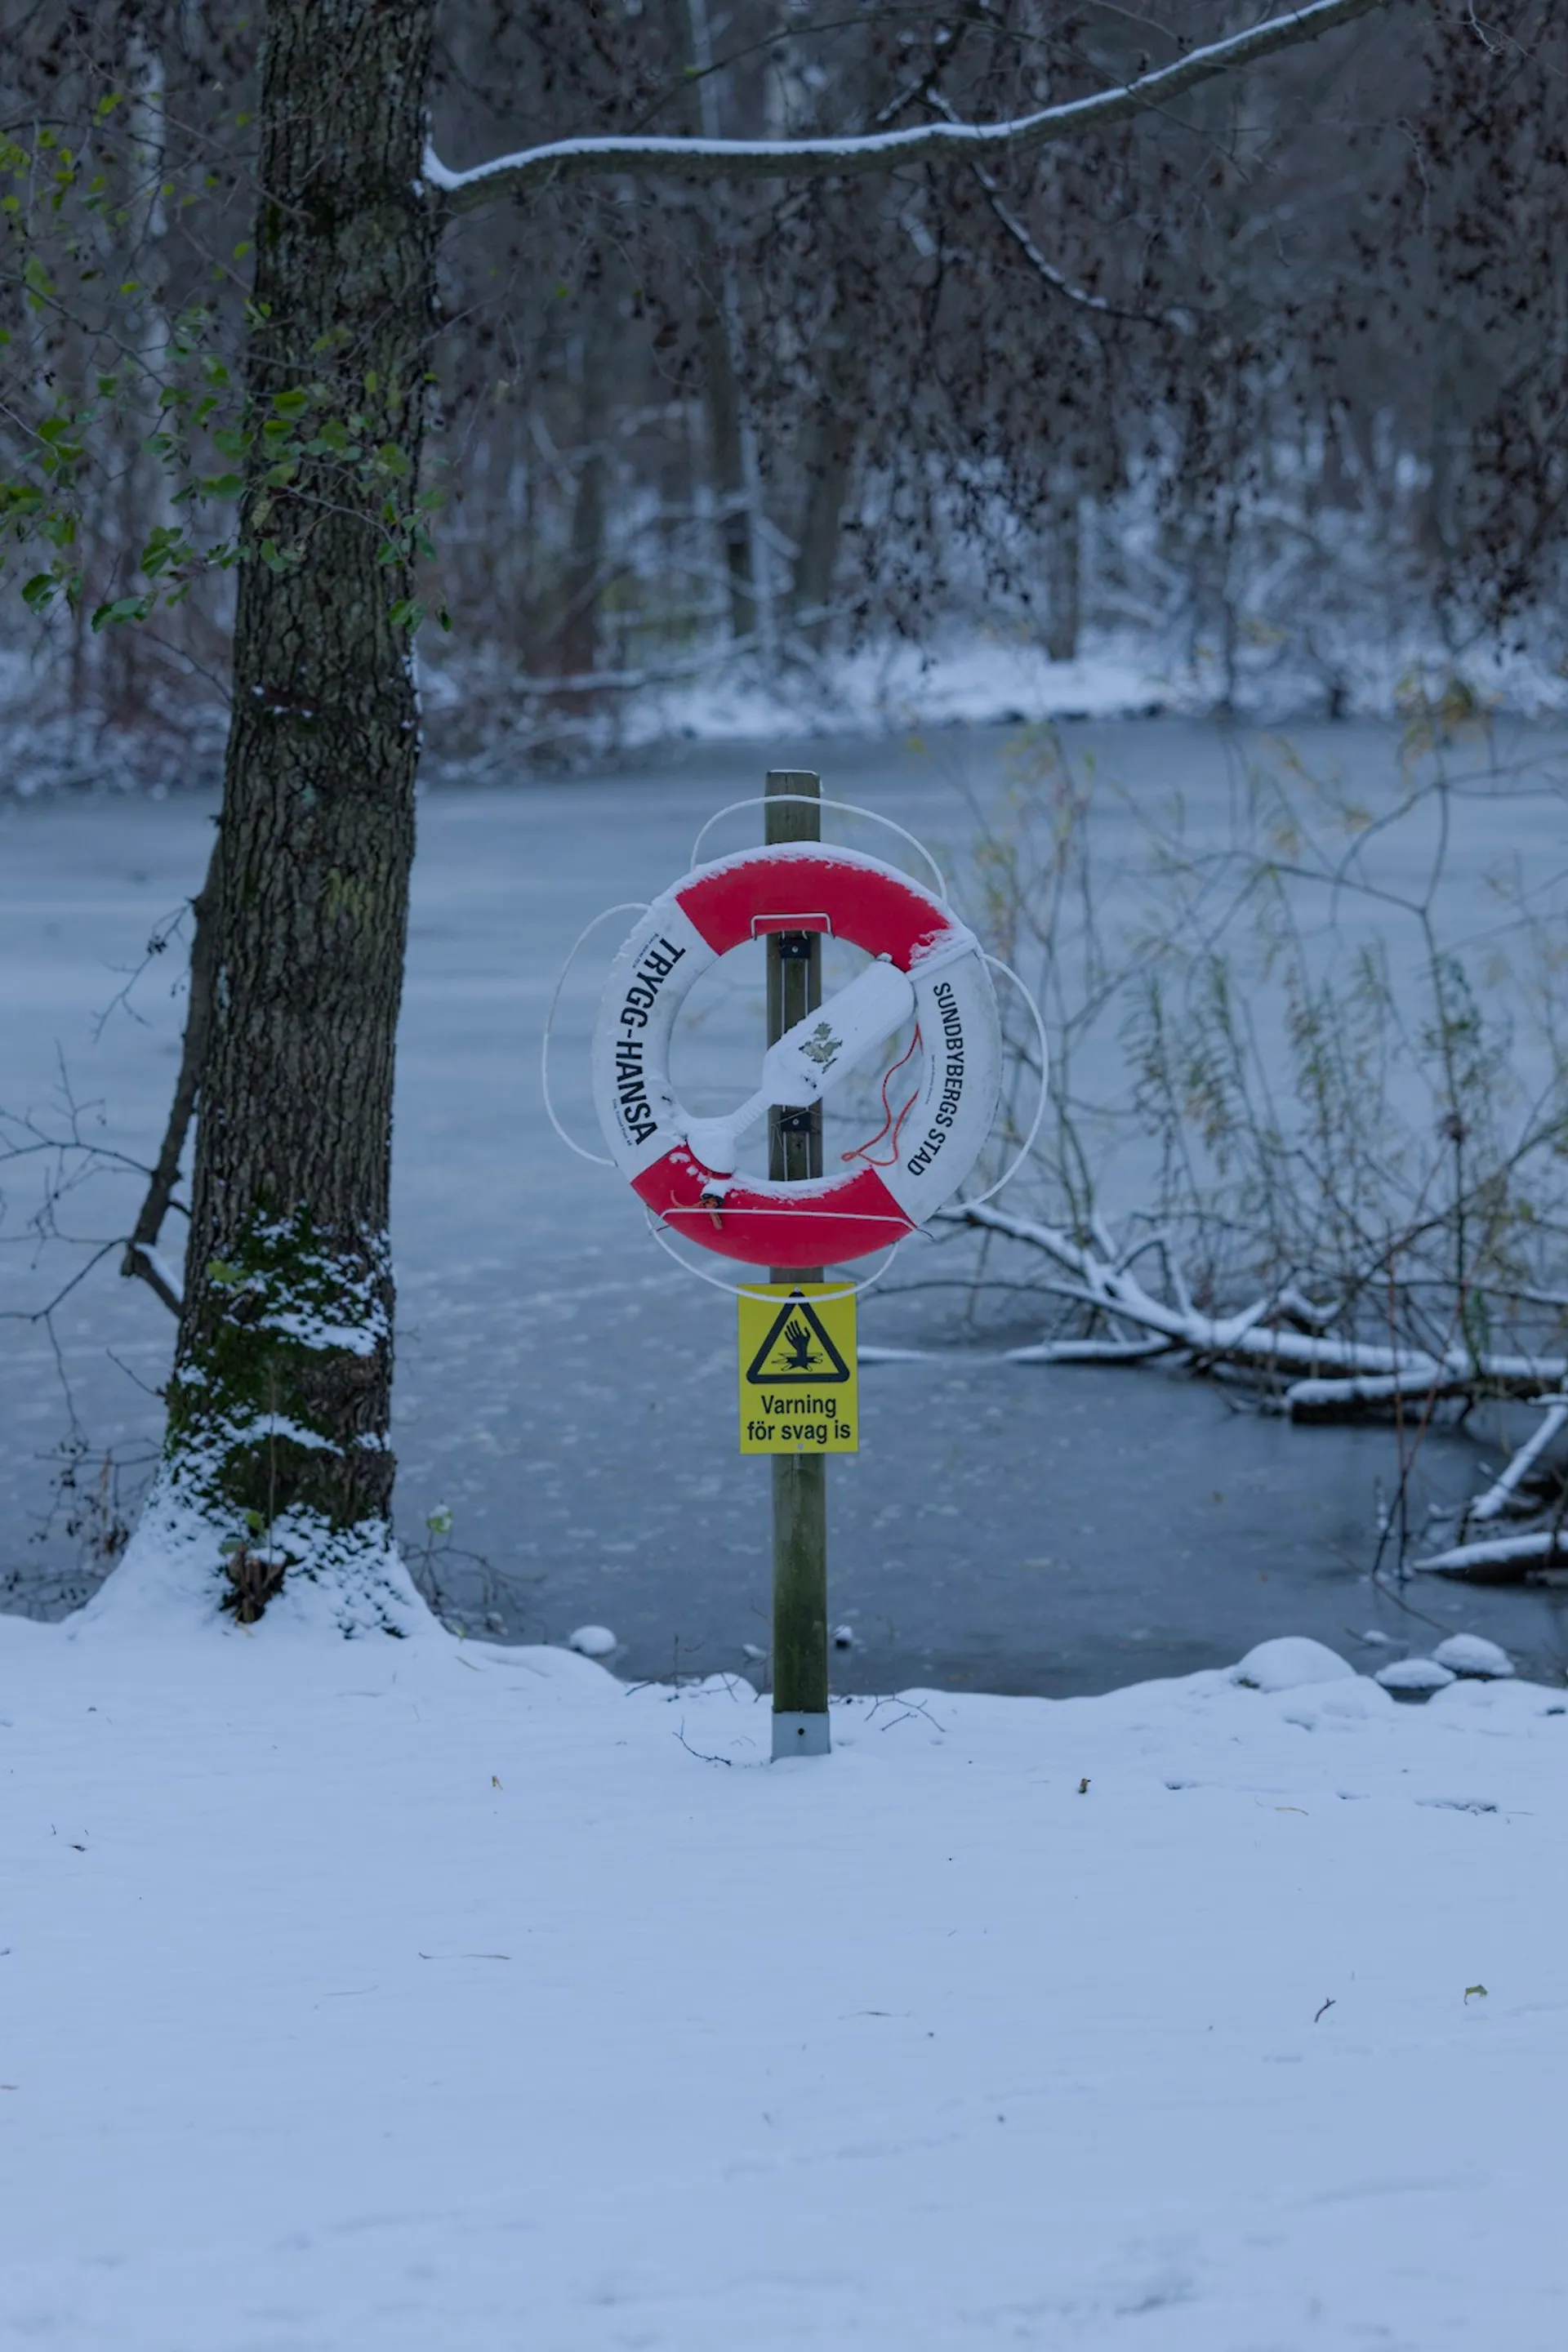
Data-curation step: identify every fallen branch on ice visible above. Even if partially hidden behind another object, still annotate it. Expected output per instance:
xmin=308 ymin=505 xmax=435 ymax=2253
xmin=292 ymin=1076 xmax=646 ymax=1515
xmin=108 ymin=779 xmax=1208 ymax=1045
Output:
xmin=861 ymin=1334 xmax=1170 ymax=1367
xmin=937 ymin=1203 xmax=1568 ymax=1414
xmin=1415 ymin=1528 xmax=1568 ymax=1582
xmin=1467 ymin=1397 xmax=1568 ymax=1523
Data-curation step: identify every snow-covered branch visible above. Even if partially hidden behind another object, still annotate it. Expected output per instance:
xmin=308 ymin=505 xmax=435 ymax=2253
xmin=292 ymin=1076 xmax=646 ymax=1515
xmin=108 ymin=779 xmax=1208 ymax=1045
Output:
xmin=425 ymin=0 xmax=1389 ymax=214
xmin=942 ymin=1202 xmax=1568 ymax=1414
xmin=1416 ymin=1527 xmax=1568 ymax=1580
xmin=1468 ymin=1397 xmax=1568 ymax=1524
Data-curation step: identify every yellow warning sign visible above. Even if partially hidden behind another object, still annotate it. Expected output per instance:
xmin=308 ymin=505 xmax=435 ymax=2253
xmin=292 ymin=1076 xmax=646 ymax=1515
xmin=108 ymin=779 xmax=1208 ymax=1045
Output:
xmin=737 ymin=1283 xmax=858 ymax=1454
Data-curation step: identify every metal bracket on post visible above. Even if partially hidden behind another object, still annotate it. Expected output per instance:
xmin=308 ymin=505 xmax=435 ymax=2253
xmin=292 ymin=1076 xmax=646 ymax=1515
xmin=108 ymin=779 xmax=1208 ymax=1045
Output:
xmin=764 ymin=768 xmax=831 ymax=1763
xmin=773 ymin=1711 xmax=832 ymax=1757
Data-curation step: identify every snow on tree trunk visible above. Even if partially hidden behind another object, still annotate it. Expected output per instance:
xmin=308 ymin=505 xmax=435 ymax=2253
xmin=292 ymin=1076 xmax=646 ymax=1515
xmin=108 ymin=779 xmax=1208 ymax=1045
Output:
xmin=146 ymin=0 xmax=439 ymax=1630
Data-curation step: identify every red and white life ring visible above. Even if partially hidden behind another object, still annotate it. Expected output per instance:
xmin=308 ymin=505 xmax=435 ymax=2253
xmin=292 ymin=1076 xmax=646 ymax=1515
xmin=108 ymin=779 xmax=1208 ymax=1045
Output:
xmin=591 ymin=843 xmax=1002 ymax=1268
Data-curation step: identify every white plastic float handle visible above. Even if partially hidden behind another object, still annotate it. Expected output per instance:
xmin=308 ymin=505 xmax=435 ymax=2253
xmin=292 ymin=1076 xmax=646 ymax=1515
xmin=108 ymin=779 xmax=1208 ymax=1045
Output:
xmin=683 ymin=956 xmax=917 ymax=1174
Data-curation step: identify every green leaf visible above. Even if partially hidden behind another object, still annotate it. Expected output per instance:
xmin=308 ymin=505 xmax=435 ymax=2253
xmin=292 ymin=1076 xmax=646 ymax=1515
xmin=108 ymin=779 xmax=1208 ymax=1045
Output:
xmin=376 ymin=440 xmax=412 ymax=480
xmin=90 ymin=595 xmax=152 ymax=631
xmin=140 ymin=526 xmax=189 ymax=581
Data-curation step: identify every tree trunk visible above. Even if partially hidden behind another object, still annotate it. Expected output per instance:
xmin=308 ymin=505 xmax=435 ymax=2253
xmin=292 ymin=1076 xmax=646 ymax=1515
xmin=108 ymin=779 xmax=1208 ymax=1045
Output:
xmin=670 ymin=0 xmax=757 ymax=644
xmin=789 ymin=329 xmax=862 ymax=648
xmin=550 ymin=277 xmax=618 ymax=709
xmin=152 ymin=0 xmax=439 ymax=1629
xmin=700 ymin=291 xmax=756 ymax=641
xmin=1045 ymin=479 xmax=1081 ymax=664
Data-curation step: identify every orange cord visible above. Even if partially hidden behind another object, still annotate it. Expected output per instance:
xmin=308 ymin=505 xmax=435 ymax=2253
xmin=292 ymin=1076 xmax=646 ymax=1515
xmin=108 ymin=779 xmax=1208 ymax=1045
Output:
xmin=840 ymin=1027 xmax=922 ymax=1169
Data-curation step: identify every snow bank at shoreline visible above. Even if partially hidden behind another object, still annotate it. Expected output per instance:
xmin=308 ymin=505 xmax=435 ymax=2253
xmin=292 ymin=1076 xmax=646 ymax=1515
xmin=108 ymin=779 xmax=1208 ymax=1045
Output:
xmin=2 ymin=1600 xmax=1563 ymax=2349
xmin=9 ymin=621 xmax=1568 ymax=799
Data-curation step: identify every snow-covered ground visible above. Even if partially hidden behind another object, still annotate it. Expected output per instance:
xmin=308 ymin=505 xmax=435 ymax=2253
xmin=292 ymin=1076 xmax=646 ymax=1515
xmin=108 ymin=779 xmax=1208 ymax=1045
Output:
xmin=2 ymin=1584 xmax=1561 ymax=2350
xmin=541 ymin=621 xmax=1568 ymax=757
xmin=13 ymin=612 xmax=1568 ymax=800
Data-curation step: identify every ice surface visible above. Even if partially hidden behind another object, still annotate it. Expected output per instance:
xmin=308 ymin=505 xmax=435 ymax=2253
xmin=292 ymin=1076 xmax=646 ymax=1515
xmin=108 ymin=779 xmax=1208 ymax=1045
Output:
xmin=7 ymin=721 xmax=1568 ymax=1687
xmin=2 ymin=1592 xmax=1566 ymax=2350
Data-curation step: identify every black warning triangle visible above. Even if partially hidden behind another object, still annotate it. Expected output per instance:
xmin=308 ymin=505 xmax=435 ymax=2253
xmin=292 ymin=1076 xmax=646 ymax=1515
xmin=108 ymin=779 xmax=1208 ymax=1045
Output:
xmin=745 ymin=1291 xmax=852 ymax=1385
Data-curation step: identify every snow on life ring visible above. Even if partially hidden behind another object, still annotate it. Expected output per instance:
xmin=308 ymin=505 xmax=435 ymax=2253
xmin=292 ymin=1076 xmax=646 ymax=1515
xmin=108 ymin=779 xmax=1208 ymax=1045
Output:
xmin=591 ymin=843 xmax=1002 ymax=1268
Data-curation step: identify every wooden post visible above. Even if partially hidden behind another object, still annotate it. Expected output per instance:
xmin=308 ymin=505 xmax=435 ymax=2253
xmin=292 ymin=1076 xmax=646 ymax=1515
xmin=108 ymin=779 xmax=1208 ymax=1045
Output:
xmin=765 ymin=768 xmax=831 ymax=1758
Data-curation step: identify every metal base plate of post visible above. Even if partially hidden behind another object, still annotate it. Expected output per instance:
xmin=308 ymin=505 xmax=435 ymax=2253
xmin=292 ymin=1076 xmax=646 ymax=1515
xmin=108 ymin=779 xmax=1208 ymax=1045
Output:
xmin=772 ymin=1711 xmax=831 ymax=1759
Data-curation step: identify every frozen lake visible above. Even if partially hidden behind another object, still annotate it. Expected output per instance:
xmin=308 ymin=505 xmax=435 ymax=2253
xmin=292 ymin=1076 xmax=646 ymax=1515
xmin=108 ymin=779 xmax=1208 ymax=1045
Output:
xmin=3 ymin=716 xmax=1566 ymax=1688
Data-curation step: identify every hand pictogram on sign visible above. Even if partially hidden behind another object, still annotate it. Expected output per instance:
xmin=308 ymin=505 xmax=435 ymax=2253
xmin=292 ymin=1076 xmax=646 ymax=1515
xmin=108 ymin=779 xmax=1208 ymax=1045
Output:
xmin=744 ymin=1292 xmax=853 ymax=1386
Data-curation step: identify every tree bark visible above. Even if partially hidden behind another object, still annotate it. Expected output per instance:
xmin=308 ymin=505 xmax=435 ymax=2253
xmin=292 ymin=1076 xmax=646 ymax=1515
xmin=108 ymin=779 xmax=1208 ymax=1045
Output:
xmin=160 ymin=0 xmax=438 ymax=1625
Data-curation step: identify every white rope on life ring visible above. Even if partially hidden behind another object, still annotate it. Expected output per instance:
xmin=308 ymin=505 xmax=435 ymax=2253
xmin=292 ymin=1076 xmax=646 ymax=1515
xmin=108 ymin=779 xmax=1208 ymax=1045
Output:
xmin=590 ymin=842 xmax=1004 ymax=1270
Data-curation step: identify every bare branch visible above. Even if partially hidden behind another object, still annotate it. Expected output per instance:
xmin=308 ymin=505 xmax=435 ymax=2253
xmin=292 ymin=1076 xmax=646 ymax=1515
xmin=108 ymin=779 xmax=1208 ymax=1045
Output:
xmin=426 ymin=0 xmax=1392 ymax=213
xmin=920 ymin=89 xmax=1184 ymax=330
xmin=121 ymin=835 xmax=220 ymax=1318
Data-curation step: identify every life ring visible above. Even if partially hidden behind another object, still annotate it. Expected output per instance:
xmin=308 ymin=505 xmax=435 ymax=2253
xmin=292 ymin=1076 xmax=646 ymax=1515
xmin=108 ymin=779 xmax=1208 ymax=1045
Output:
xmin=591 ymin=843 xmax=1003 ymax=1268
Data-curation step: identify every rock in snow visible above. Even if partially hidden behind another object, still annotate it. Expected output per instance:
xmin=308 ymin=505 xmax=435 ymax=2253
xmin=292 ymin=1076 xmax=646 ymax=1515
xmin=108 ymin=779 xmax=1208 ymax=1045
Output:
xmin=566 ymin=1624 xmax=617 ymax=1658
xmin=1375 ymin=1657 xmax=1457 ymax=1699
xmin=1232 ymin=1636 xmax=1356 ymax=1693
xmin=1433 ymin=1633 xmax=1515 ymax=1679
